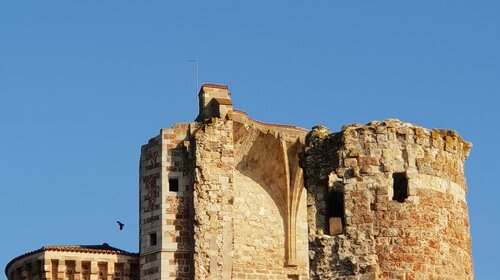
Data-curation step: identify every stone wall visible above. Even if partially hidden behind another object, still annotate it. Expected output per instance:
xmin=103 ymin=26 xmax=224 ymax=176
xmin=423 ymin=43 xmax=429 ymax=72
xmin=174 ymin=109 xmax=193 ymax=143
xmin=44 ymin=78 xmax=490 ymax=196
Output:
xmin=192 ymin=117 xmax=235 ymax=280
xmin=301 ymin=119 xmax=473 ymax=280
xmin=161 ymin=124 xmax=194 ymax=280
xmin=6 ymin=248 xmax=138 ymax=280
xmin=189 ymin=107 xmax=310 ymax=279
xmin=139 ymin=135 xmax=163 ymax=280
xmin=139 ymin=123 xmax=193 ymax=280
xmin=231 ymin=118 xmax=309 ymax=279
xmin=137 ymin=83 xmax=474 ymax=280
xmin=7 ymin=84 xmax=475 ymax=280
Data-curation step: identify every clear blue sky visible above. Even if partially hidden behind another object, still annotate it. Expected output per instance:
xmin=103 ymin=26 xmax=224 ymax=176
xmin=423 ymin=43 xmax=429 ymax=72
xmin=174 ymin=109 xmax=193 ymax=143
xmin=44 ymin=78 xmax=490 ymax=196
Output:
xmin=1 ymin=1 xmax=498 ymax=279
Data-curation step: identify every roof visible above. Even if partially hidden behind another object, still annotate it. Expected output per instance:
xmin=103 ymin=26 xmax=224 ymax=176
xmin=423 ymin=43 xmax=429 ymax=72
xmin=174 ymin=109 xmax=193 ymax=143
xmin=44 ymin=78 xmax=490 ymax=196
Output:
xmin=5 ymin=243 xmax=138 ymax=276
xmin=202 ymin=83 xmax=228 ymax=90
xmin=198 ymin=83 xmax=229 ymax=95
xmin=40 ymin=243 xmax=136 ymax=255
xmin=213 ymin=98 xmax=233 ymax=106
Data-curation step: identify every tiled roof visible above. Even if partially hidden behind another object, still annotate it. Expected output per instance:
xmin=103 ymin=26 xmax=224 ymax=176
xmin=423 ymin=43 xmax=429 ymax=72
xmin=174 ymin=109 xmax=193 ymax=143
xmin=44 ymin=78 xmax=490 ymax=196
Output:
xmin=5 ymin=243 xmax=138 ymax=276
xmin=214 ymin=98 xmax=233 ymax=106
xmin=198 ymin=83 xmax=229 ymax=95
xmin=41 ymin=243 xmax=137 ymax=255
xmin=202 ymin=83 xmax=228 ymax=90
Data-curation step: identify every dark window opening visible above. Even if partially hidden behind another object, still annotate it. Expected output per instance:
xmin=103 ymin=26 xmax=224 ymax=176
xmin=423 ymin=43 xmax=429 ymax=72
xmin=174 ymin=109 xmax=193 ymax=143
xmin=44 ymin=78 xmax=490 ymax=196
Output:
xmin=37 ymin=260 xmax=42 ymax=273
xmin=326 ymin=184 xmax=345 ymax=236
xmin=149 ymin=232 xmax=157 ymax=246
xmin=129 ymin=263 xmax=139 ymax=280
xmin=51 ymin=260 xmax=58 ymax=280
xmin=392 ymin=172 xmax=408 ymax=202
xmin=169 ymin=178 xmax=179 ymax=192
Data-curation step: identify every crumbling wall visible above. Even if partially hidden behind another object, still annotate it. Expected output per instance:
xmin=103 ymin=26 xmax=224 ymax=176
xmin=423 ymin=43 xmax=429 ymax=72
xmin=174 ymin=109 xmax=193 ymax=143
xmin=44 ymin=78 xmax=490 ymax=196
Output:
xmin=301 ymin=120 xmax=473 ymax=280
xmin=192 ymin=118 xmax=235 ymax=280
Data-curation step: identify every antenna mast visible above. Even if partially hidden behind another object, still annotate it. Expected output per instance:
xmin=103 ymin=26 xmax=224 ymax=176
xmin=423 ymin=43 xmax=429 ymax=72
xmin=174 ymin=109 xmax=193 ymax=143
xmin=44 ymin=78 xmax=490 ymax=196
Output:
xmin=188 ymin=59 xmax=199 ymax=95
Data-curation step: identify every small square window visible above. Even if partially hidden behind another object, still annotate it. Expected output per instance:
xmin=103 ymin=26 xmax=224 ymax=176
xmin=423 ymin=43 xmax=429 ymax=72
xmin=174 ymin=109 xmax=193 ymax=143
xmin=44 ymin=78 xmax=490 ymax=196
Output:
xmin=169 ymin=178 xmax=179 ymax=192
xmin=149 ymin=232 xmax=157 ymax=246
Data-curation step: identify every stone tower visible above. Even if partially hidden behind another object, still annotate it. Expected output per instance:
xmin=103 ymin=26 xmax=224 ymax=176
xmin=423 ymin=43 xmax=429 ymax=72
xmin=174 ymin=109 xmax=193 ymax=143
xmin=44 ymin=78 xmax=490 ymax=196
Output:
xmin=5 ymin=84 xmax=474 ymax=280
xmin=300 ymin=120 xmax=473 ymax=279
xmin=139 ymin=84 xmax=309 ymax=279
xmin=138 ymin=83 xmax=473 ymax=279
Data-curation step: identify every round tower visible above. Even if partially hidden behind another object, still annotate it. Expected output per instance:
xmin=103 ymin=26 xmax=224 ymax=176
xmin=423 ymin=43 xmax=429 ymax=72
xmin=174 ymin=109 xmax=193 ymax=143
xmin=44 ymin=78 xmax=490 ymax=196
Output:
xmin=301 ymin=119 xmax=473 ymax=279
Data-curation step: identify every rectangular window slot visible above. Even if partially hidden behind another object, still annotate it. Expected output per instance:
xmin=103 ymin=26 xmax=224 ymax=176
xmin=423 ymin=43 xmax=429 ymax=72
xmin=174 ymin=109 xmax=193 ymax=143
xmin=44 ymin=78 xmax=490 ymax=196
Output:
xmin=149 ymin=232 xmax=157 ymax=246
xmin=327 ymin=185 xmax=345 ymax=236
xmin=169 ymin=178 xmax=179 ymax=192
xmin=392 ymin=172 xmax=408 ymax=203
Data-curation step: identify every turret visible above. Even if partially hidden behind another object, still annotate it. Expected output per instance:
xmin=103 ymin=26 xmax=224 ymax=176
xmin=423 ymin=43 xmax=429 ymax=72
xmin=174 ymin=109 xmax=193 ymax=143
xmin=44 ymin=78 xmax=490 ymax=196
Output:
xmin=195 ymin=83 xmax=233 ymax=122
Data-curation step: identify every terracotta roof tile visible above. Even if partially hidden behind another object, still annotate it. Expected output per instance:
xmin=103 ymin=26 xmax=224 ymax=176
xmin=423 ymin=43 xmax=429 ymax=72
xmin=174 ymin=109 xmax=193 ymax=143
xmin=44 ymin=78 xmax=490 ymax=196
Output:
xmin=202 ymin=83 xmax=228 ymax=90
xmin=214 ymin=98 xmax=233 ymax=106
xmin=5 ymin=243 xmax=137 ymax=275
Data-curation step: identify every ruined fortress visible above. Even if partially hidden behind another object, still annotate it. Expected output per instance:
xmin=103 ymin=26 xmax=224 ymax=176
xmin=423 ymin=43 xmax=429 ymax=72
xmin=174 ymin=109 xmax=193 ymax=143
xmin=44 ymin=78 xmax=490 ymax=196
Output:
xmin=6 ymin=84 xmax=474 ymax=280
xmin=138 ymin=84 xmax=473 ymax=279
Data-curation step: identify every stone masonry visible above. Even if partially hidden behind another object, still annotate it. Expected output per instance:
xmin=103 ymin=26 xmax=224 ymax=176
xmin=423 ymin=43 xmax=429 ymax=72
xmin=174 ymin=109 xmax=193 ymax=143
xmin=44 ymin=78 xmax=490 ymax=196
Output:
xmin=137 ymin=84 xmax=473 ymax=279
xmin=300 ymin=121 xmax=473 ymax=279
xmin=6 ymin=83 xmax=474 ymax=280
xmin=5 ymin=244 xmax=139 ymax=280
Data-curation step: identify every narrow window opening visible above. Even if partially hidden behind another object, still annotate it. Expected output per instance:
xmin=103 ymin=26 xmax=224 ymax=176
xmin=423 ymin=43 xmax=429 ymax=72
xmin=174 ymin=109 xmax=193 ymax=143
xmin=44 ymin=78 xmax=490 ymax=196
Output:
xmin=114 ymin=263 xmax=124 ymax=280
xmin=326 ymin=183 xmax=345 ymax=236
xmin=392 ymin=172 xmax=408 ymax=203
xmin=25 ymin=262 xmax=32 ymax=274
xmin=169 ymin=178 xmax=179 ymax=192
xmin=149 ymin=232 xmax=157 ymax=246
xmin=82 ymin=262 xmax=90 ymax=280
xmin=36 ymin=260 xmax=42 ymax=274
xmin=129 ymin=262 xmax=139 ymax=280
xmin=51 ymin=260 xmax=59 ymax=280
xmin=98 ymin=262 xmax=107 ymax=280
xmin=65 ymin=260 xmax=75 ymax=280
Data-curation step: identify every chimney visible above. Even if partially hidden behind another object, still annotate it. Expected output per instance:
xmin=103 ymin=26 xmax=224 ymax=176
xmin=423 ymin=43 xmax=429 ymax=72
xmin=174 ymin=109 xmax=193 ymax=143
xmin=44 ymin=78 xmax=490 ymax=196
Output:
xmin=195 ymin=84 xmax=233 ymax=122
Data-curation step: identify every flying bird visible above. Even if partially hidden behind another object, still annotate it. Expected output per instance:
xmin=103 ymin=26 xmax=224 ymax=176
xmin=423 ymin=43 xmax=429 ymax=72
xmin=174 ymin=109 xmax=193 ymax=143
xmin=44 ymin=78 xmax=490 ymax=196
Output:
xmin=117 ymin=221 xmax=124 ymax=230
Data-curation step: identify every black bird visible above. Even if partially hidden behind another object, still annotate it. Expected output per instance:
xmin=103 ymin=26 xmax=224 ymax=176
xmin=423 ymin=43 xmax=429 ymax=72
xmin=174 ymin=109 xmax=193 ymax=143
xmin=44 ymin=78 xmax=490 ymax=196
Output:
xmin=117 ymin=221 xmax=124 ymax=230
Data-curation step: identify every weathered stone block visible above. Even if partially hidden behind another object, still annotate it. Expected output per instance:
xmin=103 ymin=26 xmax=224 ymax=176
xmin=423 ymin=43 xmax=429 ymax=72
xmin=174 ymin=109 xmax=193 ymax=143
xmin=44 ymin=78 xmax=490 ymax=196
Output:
xmin=329 ymin=217 xmax=343 ymax=236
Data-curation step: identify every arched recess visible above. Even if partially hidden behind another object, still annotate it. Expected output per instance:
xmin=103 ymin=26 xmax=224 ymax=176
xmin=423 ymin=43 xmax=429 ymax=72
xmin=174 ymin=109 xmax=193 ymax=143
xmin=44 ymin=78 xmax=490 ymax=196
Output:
xmin=234 ymin=122 xmax=304 ymax=266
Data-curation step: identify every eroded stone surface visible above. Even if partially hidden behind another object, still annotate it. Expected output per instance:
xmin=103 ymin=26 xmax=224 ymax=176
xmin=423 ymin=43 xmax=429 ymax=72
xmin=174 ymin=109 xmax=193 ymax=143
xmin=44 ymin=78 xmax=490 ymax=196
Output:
xmin=138 ymin=84 xmax=309 ymax=280
xmin=135 ymin=84 xmax=473 ymax=280
xmin=300 ymin=120 xmax=473 ymax=280
xmin=6 ymin=84 xmax=474 ymax=280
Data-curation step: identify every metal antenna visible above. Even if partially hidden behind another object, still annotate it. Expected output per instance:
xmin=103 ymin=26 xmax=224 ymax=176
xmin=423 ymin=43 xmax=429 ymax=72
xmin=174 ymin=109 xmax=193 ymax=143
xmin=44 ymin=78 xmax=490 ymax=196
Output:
xmin=188 ymin=59 xmax=199 ymax=95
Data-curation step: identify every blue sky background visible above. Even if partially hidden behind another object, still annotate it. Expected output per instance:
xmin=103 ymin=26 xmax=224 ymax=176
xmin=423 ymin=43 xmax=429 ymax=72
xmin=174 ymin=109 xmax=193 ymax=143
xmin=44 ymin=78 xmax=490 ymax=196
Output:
xmin=0 ymin=1 xmax=498 ymax=279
